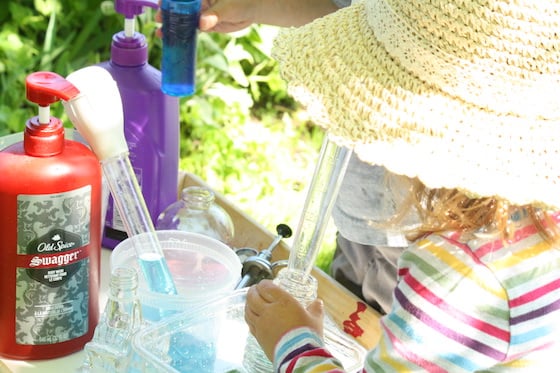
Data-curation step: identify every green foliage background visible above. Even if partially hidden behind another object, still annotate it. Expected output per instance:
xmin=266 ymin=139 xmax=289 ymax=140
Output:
xmin=0 ymin=0 xmax=336 ymax=271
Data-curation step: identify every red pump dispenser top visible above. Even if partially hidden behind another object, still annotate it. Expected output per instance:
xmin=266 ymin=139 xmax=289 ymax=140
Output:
xmin=24 ymin=72 xmax=81 ymax=157
xmin=26 ymin=71 xmax=80 ymax=105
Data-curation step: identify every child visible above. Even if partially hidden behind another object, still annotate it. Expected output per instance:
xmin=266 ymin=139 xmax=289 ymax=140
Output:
xmin=242 ymin=0 xmax=560 ymax=371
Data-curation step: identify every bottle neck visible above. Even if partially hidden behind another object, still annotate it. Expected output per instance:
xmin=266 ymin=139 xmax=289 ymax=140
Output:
xmin=110 ymin=31 xmax=148 ymax=67
xmin=274 ymin=268 xmax=318 ymax=306
xmin=24 ymin=117 xmax=64 ymax=156
xmin=109 ymin=267 xmax=139 ymax=300
xmin=181 ymin=186 xmax=215 ymax=210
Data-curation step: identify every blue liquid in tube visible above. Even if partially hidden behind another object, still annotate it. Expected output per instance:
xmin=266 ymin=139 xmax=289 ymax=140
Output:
xmin=161 ymin=0 xmax=201 ymax=97
xmin=138 ymin=252 xmax=177 ymax=295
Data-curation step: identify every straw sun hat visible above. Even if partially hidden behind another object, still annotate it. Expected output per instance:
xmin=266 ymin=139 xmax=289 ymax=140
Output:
xmin=272 ymin=0 xmax=560 ymax=209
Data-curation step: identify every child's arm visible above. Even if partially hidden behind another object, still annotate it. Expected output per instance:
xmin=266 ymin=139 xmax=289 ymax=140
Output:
xmin=274 ymin=327 xmax=348 ymax=372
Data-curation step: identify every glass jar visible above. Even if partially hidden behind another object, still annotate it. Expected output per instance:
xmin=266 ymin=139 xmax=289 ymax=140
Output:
xmin=156 ymin=186 xmax=235 ymax=245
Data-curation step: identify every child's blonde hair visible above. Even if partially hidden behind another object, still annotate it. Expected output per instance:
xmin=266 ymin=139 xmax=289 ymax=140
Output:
xmin=390 ymin=176 xmax=560 ymax=245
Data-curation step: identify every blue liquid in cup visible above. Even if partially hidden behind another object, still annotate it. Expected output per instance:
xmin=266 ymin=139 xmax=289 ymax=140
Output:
xmin=169 ymin=332 xmax=216 ymax=372
xmin=161 ymin=0 xmax=201 ymax=97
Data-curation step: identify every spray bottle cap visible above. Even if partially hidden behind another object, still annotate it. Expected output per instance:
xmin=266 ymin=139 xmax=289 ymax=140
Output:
xmin=24 ymin=72 xmax=81 ymax=156
xmin=111 ymin=0 xmax=159 ymax=66
xmin=62 ymin=66 xmax=129 ymax=161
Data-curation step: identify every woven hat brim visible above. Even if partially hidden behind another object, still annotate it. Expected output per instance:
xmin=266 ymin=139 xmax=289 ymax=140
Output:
xmin=272 ymin=2 xmax=560 ymax=209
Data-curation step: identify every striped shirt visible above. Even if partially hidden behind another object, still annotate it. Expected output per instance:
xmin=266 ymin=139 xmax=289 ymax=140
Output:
xmin=275 ymin=213 xmax=560 ymax=372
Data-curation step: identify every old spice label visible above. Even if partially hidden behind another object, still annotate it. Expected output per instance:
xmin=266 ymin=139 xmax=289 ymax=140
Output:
xmin=15 ymin=187 xmax=91 ymax=345
xmin=16 ymin=228 xmax=86 ymax=287
xmin=29 ymin=250 xmax=80 ymax=268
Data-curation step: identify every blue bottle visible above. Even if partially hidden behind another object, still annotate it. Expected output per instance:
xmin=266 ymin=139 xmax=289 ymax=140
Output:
xmin=161 ymin=0 xmax=201 ymax=96
xmin=98 ymin=0 xmax=180 ymax=249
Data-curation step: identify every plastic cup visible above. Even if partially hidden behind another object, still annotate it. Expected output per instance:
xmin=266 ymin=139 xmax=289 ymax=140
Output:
xmin=111 ymin=230 xmax=242 ymax=322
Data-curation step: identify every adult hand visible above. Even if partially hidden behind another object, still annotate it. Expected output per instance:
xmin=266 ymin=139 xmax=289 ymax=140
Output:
xmin=199 ymin=0 xmax=259 ymax=33
xmin=244 ymin=279 xmax=325 ymax=361
xmin=155 ymin=0 xmax=338 ymax=36
xmin=154 ymin=0 xmax=258 ymax=36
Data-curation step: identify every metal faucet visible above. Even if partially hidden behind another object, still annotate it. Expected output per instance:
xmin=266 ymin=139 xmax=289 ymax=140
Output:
xmin=235 ymin=224 xmax=292 ymax=289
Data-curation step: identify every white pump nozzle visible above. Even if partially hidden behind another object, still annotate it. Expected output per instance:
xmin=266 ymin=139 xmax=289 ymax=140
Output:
xmin=62 ymin=66 xmax=129 ymax=161
xmin=124 ymin=18 xmax=135 ymax=37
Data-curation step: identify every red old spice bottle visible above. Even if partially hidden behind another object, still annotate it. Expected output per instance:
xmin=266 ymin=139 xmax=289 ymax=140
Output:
xmin=0 ymin=72 xmax=102 ymax=359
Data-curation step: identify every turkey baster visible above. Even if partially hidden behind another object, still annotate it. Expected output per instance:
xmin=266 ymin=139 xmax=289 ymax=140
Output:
xmin=63 ymin=66 xmax=177 ymax=295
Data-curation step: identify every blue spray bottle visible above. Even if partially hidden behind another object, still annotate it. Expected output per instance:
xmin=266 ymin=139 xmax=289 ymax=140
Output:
xmin=98 ymin=0 xmax=180 ymax=249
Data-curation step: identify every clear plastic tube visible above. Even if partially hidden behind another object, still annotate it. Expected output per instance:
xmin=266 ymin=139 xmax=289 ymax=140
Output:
xmin=101 ymin=154 xmax=177 ymax=295
xmin=287 ymin=136 xmax=352 ymax=276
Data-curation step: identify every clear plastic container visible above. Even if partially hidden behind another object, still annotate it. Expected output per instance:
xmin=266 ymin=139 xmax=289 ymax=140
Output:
xmin=156 ymin=186 xmax=235 ymax=246
xmin=132 ymin=289 xmax=249 ymax=372
xmin=132 ymin=277 xmax=367 ymax=372
xmin=111 ymin=230 xmax=242 ymax=323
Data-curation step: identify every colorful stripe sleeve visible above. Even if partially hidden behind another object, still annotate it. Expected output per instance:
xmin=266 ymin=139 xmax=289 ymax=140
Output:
xmin=366 ymin=234 xmax=512 ymax=372
xmin=275 ymin=327 xmax=348 ymax=372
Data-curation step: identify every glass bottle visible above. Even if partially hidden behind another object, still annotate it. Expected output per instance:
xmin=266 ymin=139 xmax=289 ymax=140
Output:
xmin=81 ymin=267 xmax=143 ymax=373
xmin=156 ymin=186 xmax=235 ymax=245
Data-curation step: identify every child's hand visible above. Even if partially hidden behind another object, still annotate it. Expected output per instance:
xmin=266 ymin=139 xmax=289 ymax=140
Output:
xmin=244 ymin=279 xmax=325 ymax=361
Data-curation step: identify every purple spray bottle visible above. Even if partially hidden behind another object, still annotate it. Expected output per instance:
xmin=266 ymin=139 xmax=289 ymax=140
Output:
xmin=98 ymin=0 xmax=180 ymax=249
